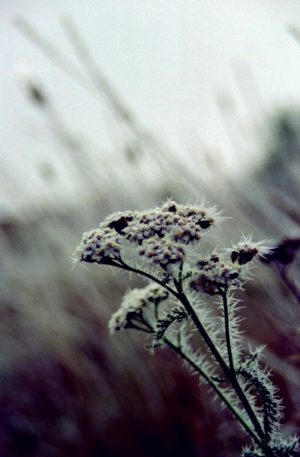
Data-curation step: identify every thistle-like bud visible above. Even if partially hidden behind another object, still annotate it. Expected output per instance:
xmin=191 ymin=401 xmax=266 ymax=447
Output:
xmin=230 ymin=237 xmax=271 ymax=266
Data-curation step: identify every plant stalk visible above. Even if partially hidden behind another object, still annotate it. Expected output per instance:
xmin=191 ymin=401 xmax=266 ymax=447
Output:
xmin=114 ymin=258 xmax=274 ymax=456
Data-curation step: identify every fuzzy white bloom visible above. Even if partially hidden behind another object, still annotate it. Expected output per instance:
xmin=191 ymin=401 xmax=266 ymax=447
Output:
xmin=138 ymin=237 xmax=185 ymax=270
xmin=108 ymin=284 xmax=169 ymax=333
xmin=75 ymin=200 xmax=220 ymax=269
xmin=189 ymin=253 xmax=241 ymax=295
xmin=117 ymin=202 xmax=216 ymax=245
xmin=73 ymin=227 xmax=121 ymax=265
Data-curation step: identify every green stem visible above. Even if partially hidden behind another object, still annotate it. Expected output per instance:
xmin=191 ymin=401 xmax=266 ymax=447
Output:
xmin=138 ymin=317 xmax=261 ymax=449
xmin=115 ymin=257 xmax=179 ymax=297
xmin=173 ymin=278 xmax=271 ymax=450
xmin=165 ymin=339 xmax=261 ymax=447
xmin=111 ymin=258 xmax=273 ymax=456
xmin=220 ymin=287 xmax=235 ymax=375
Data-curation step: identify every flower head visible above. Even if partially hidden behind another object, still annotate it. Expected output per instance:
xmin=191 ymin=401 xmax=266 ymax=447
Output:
xmin=138 ymin=237 xmax=185 ymax=270
xmin=190 ymin=254 xmax=241 ymax=295
xmin=108 ymin=284 xmax=169 ymax=333
xmin=230 ymin=236 xmax=272 ymax=266
xmin=74 ymin=227 xmax=121 ymax=264
xmin=74 ymin=200 xmax=220 ymax=268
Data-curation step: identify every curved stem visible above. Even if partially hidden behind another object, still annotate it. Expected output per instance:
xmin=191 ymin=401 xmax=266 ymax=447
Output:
xmin=115 ymin=257 xmax=179 ymax=297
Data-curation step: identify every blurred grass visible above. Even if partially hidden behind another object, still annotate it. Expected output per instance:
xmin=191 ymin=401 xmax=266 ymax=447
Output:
xmin=1 ymin=18 xmax=300 ymax=457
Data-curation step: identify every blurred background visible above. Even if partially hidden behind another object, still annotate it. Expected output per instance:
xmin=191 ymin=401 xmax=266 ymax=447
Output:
xmin=1 ymin=1 xmax=300 ymax=456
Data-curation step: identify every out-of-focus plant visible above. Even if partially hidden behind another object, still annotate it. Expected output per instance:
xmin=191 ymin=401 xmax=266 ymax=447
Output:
xmin=74 ymin=199 xmax=299 ymax=457
xmin=255 ymin=109 xmax=300 ymax=311
xmin=263 ymin=238 xmax=300 ymax=306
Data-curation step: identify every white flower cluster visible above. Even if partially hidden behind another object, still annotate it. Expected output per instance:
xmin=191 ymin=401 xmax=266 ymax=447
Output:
xmin=188 ymin=237 xmax=271 ymax=296
xmin=74 ymin=227 xmax=122 ymax=264
xmin=108 ymin=284 xmax=169 ymax=333
xmin=138 ymin=237 xmax=185 ymax=271
xmin=75 ymin=200 xmax=220 ymax=270
xmin=189 ymin=253 xmax=241 ymax=295
xmin=104 ymin=200 xmax=218 ymax=245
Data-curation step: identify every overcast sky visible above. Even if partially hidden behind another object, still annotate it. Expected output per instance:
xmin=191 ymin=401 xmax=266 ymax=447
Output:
xmin=2 ymin=1 xmax=300 ymax=211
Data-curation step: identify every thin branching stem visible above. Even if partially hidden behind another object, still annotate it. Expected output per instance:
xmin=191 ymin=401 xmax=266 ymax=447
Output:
xmin=113 ymin=257 xmax=274 ymax=455
xmin=165 ymin=339 xmax=262 ymax=447
xmin=173 ymin=276 xmax=273 ymax=456
xmin=114 ymin=257 xmax=179 ymax=298
xmin=138 ymin=317 xmax=262 ymax=448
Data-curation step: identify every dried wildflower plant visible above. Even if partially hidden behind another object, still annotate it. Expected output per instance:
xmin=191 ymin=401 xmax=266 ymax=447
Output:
xmin=74 ymin=200 xmax=298 ymax=457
